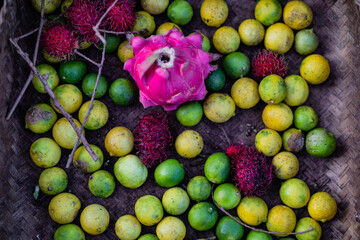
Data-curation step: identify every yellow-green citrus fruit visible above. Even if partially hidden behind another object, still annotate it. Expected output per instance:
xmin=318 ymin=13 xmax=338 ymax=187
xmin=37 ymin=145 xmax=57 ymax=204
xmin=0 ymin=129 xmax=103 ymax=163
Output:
xmin=306 ymin=128 xmax=336 ymax=158
xmin=135 ymin=195 xmax=164 ymax=226
xmin=175 ymin=130 xmax=203 ymax=158
xmin=231 ymin=77 xmax=260 ymax=109
xmin=105 ymin=126 xmax=134 ymax=157
xmin=59 ymin=60 xmax=87 ymax=84
xmin=283 ymin=1 xmax=313 ymax=30
xmin=80 ymin=204 xmax=109 ymax=235
xmin=238 ymin=19 xmax=265 ymax=46
xmin=284 ymin=75 xmax=309 ymax=106
xmin=115 ymin=215 xmax=141 ymax=240
xmin=203 ymin=93 xmax=236 ymax=123
xmin=73 ymin=144 xmax=104 ymax=173
xmin=118 ymin=40 xmax=134 ymax=63
xmin=162 ymin=187 xmax=190 ymax=215
xmin=52 ymin=117 xmax=85 ymax=149
xmin=258 ymin=74 xmax=287 ymax=104
xmin=216 ymin=216 xmax=245 ymax=240
xmin=282 ymin=128 xmax=305 ymax=153
xmin=30 ymin=137 xmax=61 ymax=168
xmin=308 ymin=192 xmax=337 ymax=222
xmin=31 ymin=0 xmax=61 ymax=14
xmin=214 ymin=183 xmax=241 ymax=210
xmin=294 ymin=106 xmax=318 ymax=131
xmin=200 ymin=0 xmax=228 ymax=27
xmin=187 ymin=176 xmax=212 ymax=202
xmin=167 ymin=0 xmax=193 ymax=25
xmin=154 ymin=159 xmax=185 ymax=188
xmin=51 ymin=84 xmax=83 ymax=114
xmin=156 ymin=216 xmax=186 ymax=240
xmin=255 ymin=0 xmax=282 ymax=26
xmin=176 ymin=101 xmax=203 ymax=127
xmin=280 ymin=178 xmax=311 ymax=209
xmin=156 ymin=22 xmax=182 ymax=35
xmin=42 ymin=51 xmax=63 ymax=63
xmin=141 ymin=0 xmax=169 ymax=15
xmin=32 ymin=64 xmax=59 ymax=93
xmin=132 ymin=11 xmax=156 ymax=37
xmin=138 ymin=234 xmax=159 ymax=240
xmin=245 ymin=230 xmax=272 ymax=240
xmin=188 ymin=202 xmax=218 ymax=231
xmin=262 ymin=103 xmax=293 ymax=132
xmin=204 ymin=152 xmax=231 ymax=184
xmin=88 ymin=170 xmax=116 ymax=198
xmin=39 ymin=167 xmax=68 ymax=195
xmin=81 ymin=73 xmax=108 ymax=98
xmin=295 ymin=29 xmax=319 ymax=55
xmin=213 ymin=26 xmax=240 ymax=54
xmin=54 ymin=224 xmax=85 ymax=240
xmin=266 ymin=205 xmax=296 ymax=237
xmin=78 ymin=100 xmax=109 ymax=130
xmin=295 ymin=217 xmax=322 ymax=240
xmin=48 ymin=193 xmax=81 ymax=224
xmin=300 ymin=54 xmax=331 ymax=85
xmin=237 ymin=196 xmax=268 ymax=226
xmin=25 ymin=103 xmax=57 ymax=133
xmin=264 ymin=23 xmax=294 ymax=54
xmin=255 ymin=129 xmax=282 ymax=157
xmin=114 ymin=154 xmax=148 ymax=189
xmin=272 ymin=151 xmax=299 ymax=180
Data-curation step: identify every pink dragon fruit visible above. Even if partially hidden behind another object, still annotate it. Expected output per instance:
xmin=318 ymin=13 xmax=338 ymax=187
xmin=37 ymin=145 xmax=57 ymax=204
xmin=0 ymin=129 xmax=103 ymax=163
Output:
xmin=124 ymin=29 xmax=221 ymax=111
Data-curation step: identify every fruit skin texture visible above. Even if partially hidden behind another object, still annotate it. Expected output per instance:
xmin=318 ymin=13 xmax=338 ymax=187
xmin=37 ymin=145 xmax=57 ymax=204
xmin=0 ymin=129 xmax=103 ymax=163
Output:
xmin=32 ymin=64 xmax=59 ymax=93
xmin=204 ymin=152 xmax=231 ymax=184
xmin=203 ymin=93 xmax=236 ymax=123
xmin=295 ymin=217 xmax=322 ymax=240
xmin=117 ymin=40 xmax=134 ymax=63
xmin=216 ymin=216 xmax=244 ymax=240
xmin=52 ymin=118 xmax=85 ymax=149
xmin=49 ymin=193 xmax=81 ymax=224
xmin=138 ymin=234 xmax=159 ymax=240
xmin=238 ymin=19 xmax=265 ymax=46
xmin=156 ymin=216 xmax=186 ymax=240
xmin=115 ymin=215 xmax=141 ymax=240
xmin=308 ymin=192 xmax=337 ymax=222
xmin=81 ymin=73 xmax=108 ymax=98
xmin=176 ymin=101 xmax=203 ymax=127
xmin=73 ymin=144 xmax=104 ymax=173
xmin=80 ymin=204 xmax=109 ymax=235
xmin=78 ymin=100 xmax=109 ymax=130
xmin=187 ymin=176 xmax=212 ymax=202
xmin=105 ymin=126 xmax=134 ymax=157
xmin=205 ymin=68 xmax=226 ymax=93
xmin=255 ymin=0 xmax=282 ymax=26
xmin=213 ymin=26 xmax=240 ymax=54
xmin=280 ymin=178 xmax=311 ymax=209
xmin=30 ymin=137 xmax=61 ymax=168
xmin=255 ymin=129 xmax=282 ymax=157
xmin=237 ymin=196 xmax=268 ymax=226
xmin=284 ymin=75 xmax=309 ymax=107
xmin=272 ymin=151 xmax=299 ymax=180
xmin=175 ymin=130 xmax=203 ymax=158
xmin=135 ymin=195 xmax=164 ymax=226
xmin=39 ymin=167 xmax=68 ymax=195
xmin=262 ymin=103 xmax=293 ymax=132
xmin=231 ymin=78 xmax=260 ymax=109
xmin=188 ymin=202 xmax=218 ymax=231
xmin=306 ymin=128 xmax=336 ymax=158
xmin=200 ymin=0 xmax=229 ymax=27
xmin=54 ymin=224 xmax=85 ymax=240
xmin=141 ymin=0 xmax=169 ymax=15
xmin=246 ymin=230 xmax=272 ymax=240
xmin=25 ymin=103 xmax=57 ymax=134
xmin=154 ymin=159 xmax=185 ymax=188
xmin=266 ymin=205 xmax=297 ymax=237
xmin=258 ymin=74 xmax=287 ymax=104
xmin=51 ymin=84 xmax=83 ymax=114
xmin=265 ymin=23 xmax=294 ymax=54
xmin=282 ymin=128 xmax=305 ymax=153
xmin=283 ymin=1 xmax=313 ymax=30
xmin=31 ymin=0 xmax=61 ymax=14
xmin=252 ymin=49 xmax=288 ymax=80
xmin=114 ymin=154 xmax=148 ymax=189
xmin=300 ymin=54 xmax=331 ymax=85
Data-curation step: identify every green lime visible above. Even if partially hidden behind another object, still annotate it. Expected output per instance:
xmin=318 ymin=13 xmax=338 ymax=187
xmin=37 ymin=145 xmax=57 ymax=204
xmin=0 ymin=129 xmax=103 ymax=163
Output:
xmin=205 ymin=69 xmax=226 ymax=92
xmin=254 ymin=0 xmax=282 ymax=26
xmin=25 ymin=103 xmax=57 ymax=134
xmin=88 ymin=170 xmax=116 ymax=198
xmin=284 ymin=75 xmax=309 ymax=107
xmin=176 ymin=101 xmax=203 ymax=127
xmin=98 ymin=34 xmax=122 ymax=53
xmin=154 ymin=159 xmax=185 ymax=188
xmin=295 ymin=29 xmax=319 ymax=55
xmin=282 ymin=128 xmax=304 ymax=153
xmin=216 ymin=216 xmax=244 ymax=240
xmin=214 ymin=183 xmax=241 ymax=210
xmin=109 ymin=78 xmax=138 ymax=106
xmin=54 ymin=224 xmax=85 ymax=240
xmin=223 ymin=52 xmax=250 ymax=79
xmin=295 ymin=217 xmax=322 ymax=240
xmin=189 ymin=32 xmax=211 ymax=52
xmin=162 ymin=187 xmax=190 ymax=215
xmin=280 ymin=178 xmax=310 ymax=209
xmin=167 ymin=0 xmax=193 ymax=25
xmin=188 ymin=202 xmax=218 ymax=231
xmin=139 ymin=234 xmax=159 ymax=240
xmin=246 ymin=230 xmax=273 ymax=240
xmin=82 ymin=73 xmax=108 ymax=98
xmin=259 ymin=74 xmax=287 ymax=104
xmin=51 ymin=84 xmax=83 ymax=114
xmin=59 ymin=60 xmax=87 ymax=84
xmin=114 ymin=154 xmax=148 ymax=189
xmin=30 ymin=137 xmax=61 ymax=168
xmin=294 ymin=106 xmax=318 ymax=131
xmin=135 ymin=195 xmax=164 ymax=226
xmin=32 ymin=64 xmax=59 ymax=93
xmin=306 ymin=128 xmax=336 ymax=158
xmin=39 ymin=167 xmax=68 ymax=195
xmin=187 ymin=176 xmax=211 ymax=202
xmin=204 ymin=152 xmax=230 ymax=184
xmin=73 ymin=144 xmax=104 ymax=173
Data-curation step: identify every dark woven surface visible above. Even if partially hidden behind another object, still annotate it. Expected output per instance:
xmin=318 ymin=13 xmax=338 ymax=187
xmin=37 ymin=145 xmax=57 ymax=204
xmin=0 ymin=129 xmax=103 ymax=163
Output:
xmin=1 ymin=0 xmax=360 ymax=239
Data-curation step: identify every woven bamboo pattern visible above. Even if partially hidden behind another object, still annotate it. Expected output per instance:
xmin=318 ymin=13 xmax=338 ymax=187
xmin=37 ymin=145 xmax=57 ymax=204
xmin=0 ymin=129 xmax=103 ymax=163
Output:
xmin=1 ymin=0 xmax=360 ymax=239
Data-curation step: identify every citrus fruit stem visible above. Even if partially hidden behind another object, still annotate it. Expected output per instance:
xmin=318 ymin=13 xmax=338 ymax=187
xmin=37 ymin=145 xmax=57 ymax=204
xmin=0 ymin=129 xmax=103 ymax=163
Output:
xmin=211 ymin=184 xmax=313 ymax=235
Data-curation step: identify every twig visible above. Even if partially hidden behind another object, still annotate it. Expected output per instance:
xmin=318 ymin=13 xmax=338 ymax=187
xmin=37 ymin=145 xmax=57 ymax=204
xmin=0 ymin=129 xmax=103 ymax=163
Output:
xmin=74 ymin=50 xmax=100 ymax=67
xmin=211 ymin=184 xmax=313 ymax=236
xmin=98 ymin=28 xmax=148 ymax=36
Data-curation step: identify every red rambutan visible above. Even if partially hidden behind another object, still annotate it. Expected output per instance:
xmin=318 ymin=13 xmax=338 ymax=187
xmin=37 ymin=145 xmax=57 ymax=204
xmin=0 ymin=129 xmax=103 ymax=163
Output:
xmin=65 ymin=0 xmax=105 ymax=43
xmin=40 ymin=23 xmax=79 ymax=61
xmin=226 ymin=143 xmax=273 ymax=197
xmin=252 ymin=49 xmax=288 ymax=79
xmin=104 ymin=0 xmax=136 ymax=32
xmin=134 ymin=112 xmax=173 ymax=168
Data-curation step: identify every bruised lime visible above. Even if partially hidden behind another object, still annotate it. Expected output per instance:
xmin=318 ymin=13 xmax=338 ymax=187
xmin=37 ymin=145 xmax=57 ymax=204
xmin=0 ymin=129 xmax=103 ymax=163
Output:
xmin=73 ymin=144 xmax=104 ymax=173
xmin=25 ymin=103 xmax=57 ymax=133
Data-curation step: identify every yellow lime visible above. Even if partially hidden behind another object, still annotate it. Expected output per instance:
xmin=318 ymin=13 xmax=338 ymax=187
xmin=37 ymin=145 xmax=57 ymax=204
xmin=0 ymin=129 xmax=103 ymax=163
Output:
xmin=272 ymin=151 xmax=299 ymax=180
xmin=300 ymin=54 xmax=330 ymax=85
xmin=52 ymin=117 xmax=85 ymax=149
xmin=308 ymin=192 xmax=337 ymax=222
xmin=175 ymin=130 xmax=203 ymax=158
xmin=49 ymin=193 xmax=81 ymax=224
xmin=39 ymin=167 xmax=68 ymax=195
xmin=156 ymin=216 xmax=186 ymax=240
xmin=51 ymin=84 xmax=83 ymax=114
xmin=25 ymin=103 xmax=57 ymax=133
xmin=105 ymin=126 xmax=134 ymax=157
xmin=118 ymin=40 xmax=134 ymax=63
xmin=255 ymin=0 xmax=282 ymax=26
xmin=30 ymin=137 xmax=61 ymax=168
xmin=238 ymin=19 xmax=265 ymax=46
xmin=284 ymin=75 xmax=309 ymax=107
xmin=264 ymin=23 xmax=294 ymax=54
xmin=32 ymin=0 xmax=61 ymax=14
xmin=162 ymin=187 xmax=190 ymax=215
xmin=231 ymin=77 xmax=260 ymax=109
xmin=255 ymin=128 xmax=282 ymax=157
xmin=114 ymin=154 xmax=148 ymax=189
xmin=115 ymin=215 xmax=141 ymax=240
xmin=266 ymin=205 xmax=296 ymax=237
xmin=262 ymin=103 xmax=293 ymax=132
xmin=280 ymin=178 xmax=310 ymax=208
xmin=283 ymin=1 xmax=313 ymax=30
xmin=73 ymin=144 xmax=103 ymax=173
xmin=258 ymin=74 xmax=287 ymax=104
xmin=200 ymin=0 xmax=228 ymax=27
xmin=141 ymin=0 xmax=169 ymax=15
xmin=203 ymin=93 xmax=236 ymax=123
xmin=295 ymin=217 xmax=322 ymax=240
xmin=80 ymin=204 xmax=109 ymax=235
xmin=237 ymin=196 xmax=268 ymax=226
xmin=78 ymin=100 xmax=109 ymax=130
xmin=282 ymin=128 xmax=305 ymax=153
xmin=156 ymin=22 xmax=182 ymax=35
xmin=132 ymin=11 xmax=156 ymax=37
xmin=213 ymin=26 xmax=240 ymax=54
xmin=54 ymin=224 xmax=85 ymax=240
xmin=135 ymin=195 xmax=164 ymax=226
xmin=32 ymin=64 xmax=59 ymax=93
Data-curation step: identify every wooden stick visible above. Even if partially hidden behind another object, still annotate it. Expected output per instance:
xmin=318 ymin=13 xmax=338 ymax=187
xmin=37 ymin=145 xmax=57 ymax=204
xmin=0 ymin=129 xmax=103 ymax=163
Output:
xmin=98 ymin=28 xmax=148 ymax=36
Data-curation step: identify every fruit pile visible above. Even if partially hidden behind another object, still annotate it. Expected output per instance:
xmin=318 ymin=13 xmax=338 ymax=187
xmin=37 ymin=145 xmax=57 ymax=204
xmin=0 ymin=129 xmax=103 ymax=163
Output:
xmin=24 ymin=0 xmax=339 ymax=239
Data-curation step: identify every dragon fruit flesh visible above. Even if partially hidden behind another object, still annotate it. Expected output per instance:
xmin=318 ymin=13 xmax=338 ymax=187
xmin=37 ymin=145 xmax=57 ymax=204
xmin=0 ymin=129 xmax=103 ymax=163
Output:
xmin=124 ymin=29 xmax=221 ymax=111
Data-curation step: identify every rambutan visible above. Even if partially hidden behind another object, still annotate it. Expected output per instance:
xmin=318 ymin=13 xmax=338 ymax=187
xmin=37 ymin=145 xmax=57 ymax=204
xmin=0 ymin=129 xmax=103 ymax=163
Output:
xmin=134 ymin=112 xmax=173 ymax=168
xmin=40 ymin=23 xmax=79 ymax=61
xmin=104 ymin=0 xmax=136 ymax=32
xmin=252 ymin=49 xmax=288 ymax=79
xmin=226 ymin=143 xmax=273 ymax=197
xmin=65 ymin=0 xmax=105 ymax=43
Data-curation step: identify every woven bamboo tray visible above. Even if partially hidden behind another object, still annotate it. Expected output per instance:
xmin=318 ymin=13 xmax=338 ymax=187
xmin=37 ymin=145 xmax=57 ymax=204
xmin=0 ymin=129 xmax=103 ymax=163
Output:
xmin=1 ymin=0 xmax=360 ymax=239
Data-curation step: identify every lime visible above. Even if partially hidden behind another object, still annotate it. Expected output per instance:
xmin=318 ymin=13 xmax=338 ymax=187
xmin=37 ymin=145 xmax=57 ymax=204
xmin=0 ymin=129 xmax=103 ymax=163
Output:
xmin=264 ymin=23 xmax=294 ymax=54
xmin=200 ymin=0 xmax=228 ymax=27
xmin=73 ymin=144 xmax=104 ymax=173
xmin=214 ymin=183 xmax=241 ymax=210
xmin=30 ymin=137 xmax=61 ymax=168
xmin=175 ymin=130 xmax=203 ymax=158
xmin=308 ymin=192 xmax=337 ymax=222
xmin=60 ymin=0 xmax=72 ymax=13
xmin=223 ymin=52 xmax=250 ymax=79
xmin=43 ymin=51 xmax=63 ymax=63
xmin=80 ymin=204 xmax=109 ymax=235
xmin=109 ymin=78 xmax=137 ymax=106
xmin=154 ymin=159 xmax=185 ymax=188
xmin=306 ymin=128 xmax=336 ymax=158
xmin=156 ymin=22 xmax=182 ymax=35
xmin=258 ymin=74 xmax=287 ymax=104
xmin=25 ymin=103 xmax=57 ymax=133
xmin=49 ymin=193 xmax=81 ymax=224
xmin=176 ymin=101 xmax=203 ymax=127
xmin=283 ymin=1 xmax=313 ymax=30
xmin=114 ymin=154 xmax=148 ymax=189
xmin=216 ymin=216 xmax=244 ymax=240
xmin=204 ymin=152 xmax=230 ymax=184
xmin=188 ymin=202 xmax=218 ymax=231
xmin=141 ymin=0 xmax=169 ymax=15
xmin=282 ymin=128 xmax=304 ymax=153
xmin=272 ymin=151 xmax=299 ymax=180
xmin=237 ymin=196 xmax=268 ymax=226
xmin=231 ymin=77 xmax=260 ymax=109
xmin=294 ymin=106 xmax=318 ymax=131
xmin=39 ymin=167 xmax=68 ymax=195
xmin=295 ymin=217 xmax=322 ymax=240
xmin=213 ymin=26 xmax=240 ymax=54
xmin=162 ymin=187 xmax=190 ymax=215
xmin=139 ymin=234 xmax=159 ymax=240
xmin=238 ymin=19 xmax=265 ymax=46
xmin=51 ymin=84 xmax=83 ymax=114
xmin=88 ymin=170 xmax=116 ymax=198
xmin=115 ymin=215 xmax=141 ymax=240
xmin=78 ymin=100 xmax=108 ymax=130
xmin=266 ymin=205 xmax=296 ymax=237
xmin=284 ymin=75 xmax=309 ymax=106
xmin=54 ymin=224 xmax=85 ymax=240
xmin=262 ymin=103 xmax=293 ymax=132
xmin=205 ymin=69 xmax=226 ymax=92
xmin=105 ymin=126 xmax=134 ymax=157
xmin=300 ymin=54 xmax=331 ymax=85
xmin=32 ymin=64 xmax=59 ymax=93
xmin=203 ymin=93 xmax=236 ymax=123
xmin=188 ymin=32 xmax=211 ymax=52
xmin=98 ymin=34 xmax=122 ymax=53
xmin=295 ymin=29 xmax=319 ymax=55
xmin=245 ymin=230 xmax=272 ymax=240
xmin=135 ymin=195 xmax=164 ymax=226
xmin=187 ymin=176 xmax=211 ymax=202
xmin=79 ymin=40 xmax=92 ymax=50
xmin=156 ymin=217 xmax=186 ymax=240
xmin=52 ymin=117 xmax=85 ymax=149
xmin=132 ymin=11 xmax=156 ymax=37
xmin=118 ymin=40 xmax=134 ymax=63
xmin=82 ymin=73 xmax=108 ymax=98
xmin=167 ymin=0 xmax=193 ymax=25
xmin=59 ymin=60 xmax=87 ymax=84
xmin=31 ymin=0 xmax=61 ymax=14
xmin=280 ymin=178 xmax=310 ymax=209
xmin=255 ymin=0 xmax=282 ymax=26
xmin=255 ymin=128 xmax=282 ymax=157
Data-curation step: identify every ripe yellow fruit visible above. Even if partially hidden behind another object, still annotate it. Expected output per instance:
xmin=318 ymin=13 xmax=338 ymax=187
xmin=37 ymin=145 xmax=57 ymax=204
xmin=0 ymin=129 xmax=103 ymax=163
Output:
xmin=105 ymin=126 xmax=134 ymax=157
xmin=262 ymin=103 xmax=293 ymax=132
xmin=264 ymin=23 xmax=294 ymax=54
xmin=200 ymin=0 xmax=228 ymax=27
xmin=231 ymin=77 xmax=260 ymax=109
xmin=283 ymin=1 xmax=313 ymax=30
xmin=300 ymin=54 xmax=331 ymax=85
xmin=308 ymin=192 xmax=337 ymax=222
xmin=175 ymin=130 xmax=203 ymax=158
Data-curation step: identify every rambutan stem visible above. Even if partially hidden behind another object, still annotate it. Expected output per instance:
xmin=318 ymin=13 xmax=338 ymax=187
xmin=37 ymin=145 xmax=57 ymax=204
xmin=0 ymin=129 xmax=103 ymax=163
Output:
xmin=211 ymin=184 xmax=314 ymax=236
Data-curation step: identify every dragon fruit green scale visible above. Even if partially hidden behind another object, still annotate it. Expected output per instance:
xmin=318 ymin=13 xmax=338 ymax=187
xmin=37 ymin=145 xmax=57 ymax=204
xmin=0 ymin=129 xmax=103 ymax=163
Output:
xmin=124 ymin=28 xmax=221 ymax=111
